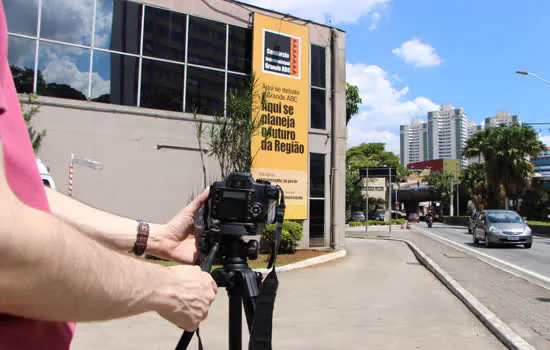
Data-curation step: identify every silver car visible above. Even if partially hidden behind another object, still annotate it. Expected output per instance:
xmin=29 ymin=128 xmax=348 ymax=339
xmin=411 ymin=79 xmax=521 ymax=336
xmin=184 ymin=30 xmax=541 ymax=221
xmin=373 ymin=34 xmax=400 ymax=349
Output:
xmin=472 ymin=210 xmax=533 ymax=249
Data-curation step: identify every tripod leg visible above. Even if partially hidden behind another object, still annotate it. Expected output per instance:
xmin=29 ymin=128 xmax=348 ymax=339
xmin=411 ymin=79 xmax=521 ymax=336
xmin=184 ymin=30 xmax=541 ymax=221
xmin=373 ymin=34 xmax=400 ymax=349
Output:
xmin=228 ymin=288 xmax=242 ymax=350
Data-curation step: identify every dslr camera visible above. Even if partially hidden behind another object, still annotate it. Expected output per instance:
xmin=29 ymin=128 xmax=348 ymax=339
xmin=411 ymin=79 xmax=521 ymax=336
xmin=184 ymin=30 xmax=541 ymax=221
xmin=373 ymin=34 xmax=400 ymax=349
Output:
xmin=205 ymin=172 xmax=280 ymax=235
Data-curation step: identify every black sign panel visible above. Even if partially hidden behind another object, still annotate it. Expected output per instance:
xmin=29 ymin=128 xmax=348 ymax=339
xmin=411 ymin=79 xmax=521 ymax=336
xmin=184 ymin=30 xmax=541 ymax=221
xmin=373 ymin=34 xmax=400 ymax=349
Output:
xmin=263 ymin=30 xmax=300 ymax=77
xmin=360 ymin=167 xmax=396 ymax=182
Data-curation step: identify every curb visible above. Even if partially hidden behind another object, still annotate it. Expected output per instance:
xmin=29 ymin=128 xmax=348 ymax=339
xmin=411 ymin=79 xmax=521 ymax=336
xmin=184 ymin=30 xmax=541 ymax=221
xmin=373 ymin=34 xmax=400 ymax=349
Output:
xmin=254 ymin=249 xmax=347 ymax=274
xmin=347 ymin=235 xmax=535 ymax=350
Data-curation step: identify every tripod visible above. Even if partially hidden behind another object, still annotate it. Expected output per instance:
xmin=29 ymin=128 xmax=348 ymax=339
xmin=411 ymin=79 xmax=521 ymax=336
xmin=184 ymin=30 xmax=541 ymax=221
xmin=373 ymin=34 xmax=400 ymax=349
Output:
xmin=175 ymin=234 xmax=267 ymax=350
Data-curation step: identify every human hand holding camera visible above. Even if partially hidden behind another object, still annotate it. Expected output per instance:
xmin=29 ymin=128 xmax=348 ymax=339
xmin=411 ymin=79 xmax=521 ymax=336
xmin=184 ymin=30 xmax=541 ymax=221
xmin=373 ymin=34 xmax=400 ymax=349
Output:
xmin=147 ymin=189 xmax=210 ymax=265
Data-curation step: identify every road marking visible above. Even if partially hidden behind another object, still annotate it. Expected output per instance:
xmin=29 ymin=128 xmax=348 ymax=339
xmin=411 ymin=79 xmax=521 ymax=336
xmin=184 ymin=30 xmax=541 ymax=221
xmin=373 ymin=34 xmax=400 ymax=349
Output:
xmin=413 ymin=224 xmax=550 ymax=286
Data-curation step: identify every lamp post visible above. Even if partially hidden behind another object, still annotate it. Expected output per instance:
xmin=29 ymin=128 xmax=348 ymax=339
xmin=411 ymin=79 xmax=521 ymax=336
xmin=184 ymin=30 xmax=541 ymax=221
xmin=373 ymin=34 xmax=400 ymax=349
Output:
xmin=516 ymin=70 xmax=550 ymax=86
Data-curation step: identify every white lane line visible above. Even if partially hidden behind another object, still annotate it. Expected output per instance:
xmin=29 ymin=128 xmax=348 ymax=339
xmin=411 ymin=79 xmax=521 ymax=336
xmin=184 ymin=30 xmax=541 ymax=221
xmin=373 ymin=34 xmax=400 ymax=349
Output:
xmin=413 ymin=225 xmax=550 ymax=286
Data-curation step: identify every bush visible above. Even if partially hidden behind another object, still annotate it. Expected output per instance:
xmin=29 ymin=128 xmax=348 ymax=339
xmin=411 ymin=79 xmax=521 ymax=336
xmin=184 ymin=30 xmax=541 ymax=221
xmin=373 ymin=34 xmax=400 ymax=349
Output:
xmin=263 ymin=220 xmax=303 ymax=254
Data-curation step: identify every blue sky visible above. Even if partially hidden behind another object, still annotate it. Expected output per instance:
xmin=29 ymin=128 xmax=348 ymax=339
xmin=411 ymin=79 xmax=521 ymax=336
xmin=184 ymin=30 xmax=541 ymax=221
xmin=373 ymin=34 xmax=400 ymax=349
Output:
xmin=245 ymin=0 xmax=550 ymax=152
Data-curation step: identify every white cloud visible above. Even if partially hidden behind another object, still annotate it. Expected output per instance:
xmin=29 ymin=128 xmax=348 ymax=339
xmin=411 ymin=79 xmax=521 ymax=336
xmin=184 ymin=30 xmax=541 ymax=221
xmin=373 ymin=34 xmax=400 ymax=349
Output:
xmin=392 ymin=39 xmax=442 ymax=67
xmin=240 ymin=0 xmax=390 ymax=24
xmin=540 ymin=135 xmax=550 ymax=148
xmin=368 ymin=12 xmax=381 ymax=31
xmin=346 ymin=63 xmax=439 ymax=152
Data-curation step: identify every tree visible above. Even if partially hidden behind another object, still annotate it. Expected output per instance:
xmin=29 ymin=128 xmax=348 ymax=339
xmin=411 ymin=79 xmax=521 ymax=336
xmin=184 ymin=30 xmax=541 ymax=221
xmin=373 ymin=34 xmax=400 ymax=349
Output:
xmin=20 ymin=94 xmax=46 ymax=154
xmin=423 ymin=171 xmax=453 ymax=215
xmin=207 ymin=75 xmax=266 ymax=177
xmin=464 ymin=125 xmax=546 ymax=211
xmin=345 ymin=143 xmax=407 ymax=214
xmin=346 ymin=83 xmax=362 ymax=125
xmin=463 ymin=163 xmax=488 ymax=212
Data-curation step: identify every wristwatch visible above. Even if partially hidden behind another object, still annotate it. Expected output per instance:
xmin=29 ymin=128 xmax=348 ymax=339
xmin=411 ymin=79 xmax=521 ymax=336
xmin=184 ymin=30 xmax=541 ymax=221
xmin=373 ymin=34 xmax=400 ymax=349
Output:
xmin=132 ymin=221 xmax=150 ymax=256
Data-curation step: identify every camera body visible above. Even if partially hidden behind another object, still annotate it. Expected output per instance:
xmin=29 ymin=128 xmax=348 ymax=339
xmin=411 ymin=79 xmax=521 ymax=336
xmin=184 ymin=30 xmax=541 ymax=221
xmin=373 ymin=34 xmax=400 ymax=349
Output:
xmin=206 ymin=172 xmax=280 ymax=235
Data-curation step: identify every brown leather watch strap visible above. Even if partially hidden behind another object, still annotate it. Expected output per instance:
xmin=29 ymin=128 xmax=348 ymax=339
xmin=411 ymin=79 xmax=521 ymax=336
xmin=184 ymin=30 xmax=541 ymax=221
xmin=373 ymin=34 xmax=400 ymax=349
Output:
xmin=132 ymin=221 xmax=149 ymax=256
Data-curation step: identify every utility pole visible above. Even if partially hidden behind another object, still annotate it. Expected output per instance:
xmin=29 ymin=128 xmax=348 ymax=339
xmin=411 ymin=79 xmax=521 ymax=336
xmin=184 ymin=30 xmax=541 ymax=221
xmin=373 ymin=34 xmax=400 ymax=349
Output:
xmin=365 ymin=169 xmax=369 ymax=234
xmin=388 ymin=167 xmax=392 ymax=233
xmin=456 ymin=182 xmax=460 ymax=216
xmin=450 ymin=174 xmax=454 ymax=217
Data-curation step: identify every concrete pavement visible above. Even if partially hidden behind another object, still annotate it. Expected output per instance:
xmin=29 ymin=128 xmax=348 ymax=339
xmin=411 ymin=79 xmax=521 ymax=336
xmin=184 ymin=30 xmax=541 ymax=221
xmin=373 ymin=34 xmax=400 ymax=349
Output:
xmin=71 ymin=236 xmax=504 ymax=350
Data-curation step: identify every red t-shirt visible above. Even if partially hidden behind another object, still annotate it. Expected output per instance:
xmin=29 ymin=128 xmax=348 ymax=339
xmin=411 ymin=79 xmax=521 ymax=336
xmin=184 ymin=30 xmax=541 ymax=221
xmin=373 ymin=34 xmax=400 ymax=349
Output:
xmin=0 ymin=1 xmax=75 ymax=348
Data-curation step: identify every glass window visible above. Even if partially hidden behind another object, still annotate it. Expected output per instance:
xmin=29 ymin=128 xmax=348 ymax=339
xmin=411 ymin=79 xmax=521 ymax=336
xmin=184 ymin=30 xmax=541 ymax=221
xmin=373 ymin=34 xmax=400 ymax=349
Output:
xmin=227 ymin=73 xmax=249 ymax=98
xmin=311 ymin=88 xmax=326 ymax=129
xmin=143 ymin=6 xmax=186 ymax=62
xmin=8 ymin=36 xmax=36 ymax=93
xmin=188 ymin=16 xmax=226 ymax=69
xmin=309 ymin=199 xmax=325 ymax=239
xmin=91 ymin=51 xmax=138 ymax=106
xmin=40 ymin=0 xmax=94 ymax=46
xmin=140 ymin=58 xmax=184 ymax=112
xmin=311 ymin=45 xmax=326 ymax=88
xmin=95 ymin=0 xmax=142 ymax=54
xmin=37 ymin=41 xmax=90 ymax=100
xmin=4 ymin=0 xmax=39 ymax=36
xmin=310 ymin=153 xmax=325 ymax=198
xmin=186 ymin=67 xmax=225 ymax=116
xmin=228 ymin=25 xmax=252 ymax=73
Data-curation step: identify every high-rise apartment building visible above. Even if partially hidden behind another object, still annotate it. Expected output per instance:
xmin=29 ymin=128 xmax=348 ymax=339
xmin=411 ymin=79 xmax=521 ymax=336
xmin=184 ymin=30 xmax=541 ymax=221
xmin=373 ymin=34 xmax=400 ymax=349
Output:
xmin=484 ymin=111 xmax=521 ymax=129
xmin=400 ymin=104 xmax=472 ymax=168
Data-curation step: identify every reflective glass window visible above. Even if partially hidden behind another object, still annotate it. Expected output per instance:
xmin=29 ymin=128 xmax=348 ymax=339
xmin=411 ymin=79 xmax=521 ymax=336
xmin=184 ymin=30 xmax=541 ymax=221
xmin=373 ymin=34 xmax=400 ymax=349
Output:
xmin=95 ymin=0 xmax=142 ymax=54
xmin=185 ymin=67 xmax=225 ymax=116
xmin=311 ymin=45 xmax=326 ymax=88
xmin=37 ymin=41 xmax=90 ymax=100
xmin=309 ymin=199 xmax=325 ymax=238
xmin=227 ymin=73 xmax=249 ymax=98
xmin=228 ymin=25 xmax=251 ymax=73
xmin=4 ymin=0 xmax=39 ymax=36
xmin=188 ymin=16 xmax=226 ymax=69
xmin=143 ymin=6 xmax=186 ymax=62
xmin=311 ymin=88 xmax=326 ymax=129
xmin=140 ymin=59 xmax=184 ymax=112
xmin=8 ymin=36 xmax=36 ymax=93
xmin=40 ymin=0 xmax=94 ymax=46
xmin=91 ymin=51 xmax=138 ymax=106
xmin=310 ymin=153 xmax=325 ymax=198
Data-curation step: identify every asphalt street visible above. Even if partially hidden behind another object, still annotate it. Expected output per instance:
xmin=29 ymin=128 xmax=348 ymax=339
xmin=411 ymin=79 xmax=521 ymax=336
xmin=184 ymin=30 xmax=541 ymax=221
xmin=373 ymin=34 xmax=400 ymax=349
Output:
xmin=411 ymin=222 xmax=550 ymax=285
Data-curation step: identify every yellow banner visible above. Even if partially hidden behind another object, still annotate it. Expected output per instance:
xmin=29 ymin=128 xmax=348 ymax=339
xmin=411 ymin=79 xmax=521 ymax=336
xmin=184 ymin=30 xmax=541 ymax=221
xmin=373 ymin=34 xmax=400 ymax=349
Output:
xmin=251 ymin=13 xmax=309 ymax=219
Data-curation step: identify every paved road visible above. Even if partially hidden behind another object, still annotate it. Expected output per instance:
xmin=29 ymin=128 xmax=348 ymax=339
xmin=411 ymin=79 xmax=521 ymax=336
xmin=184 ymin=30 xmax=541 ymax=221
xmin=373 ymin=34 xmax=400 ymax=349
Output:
xmin=412 ymin=222 xmax=550 ymax=285
xmin=71 ymin=238 xmax=503 ymax=350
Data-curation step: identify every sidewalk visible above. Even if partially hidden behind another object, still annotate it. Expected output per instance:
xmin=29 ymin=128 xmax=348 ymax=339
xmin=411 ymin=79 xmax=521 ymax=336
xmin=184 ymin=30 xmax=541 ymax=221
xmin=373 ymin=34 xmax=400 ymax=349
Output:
xmin=70 ymin=238 xmax=503 ymax=350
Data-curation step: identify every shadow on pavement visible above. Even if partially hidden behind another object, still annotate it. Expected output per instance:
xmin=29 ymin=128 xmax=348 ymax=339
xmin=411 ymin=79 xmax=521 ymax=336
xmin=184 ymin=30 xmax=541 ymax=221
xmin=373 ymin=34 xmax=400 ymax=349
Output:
xmin=536 ymin=297 xmax=550 ymax=303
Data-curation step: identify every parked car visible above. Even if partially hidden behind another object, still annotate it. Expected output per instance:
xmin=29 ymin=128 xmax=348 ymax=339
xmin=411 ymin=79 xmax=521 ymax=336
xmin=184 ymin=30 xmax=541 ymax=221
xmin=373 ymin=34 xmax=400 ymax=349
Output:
xmin=351 ymin=211 xmax=366 ymax=222
xmin=467 ymin=212 xmax=480 ymax=234
xmin=37 ymin=159 xmax=56 ymax=190
xmin=408 ymin=213 xmax=420 ymax=223
xmin=472 ymin=210 xmax=532 ymax=249
xmin=369 ymin=212 xmax=385 ymax=221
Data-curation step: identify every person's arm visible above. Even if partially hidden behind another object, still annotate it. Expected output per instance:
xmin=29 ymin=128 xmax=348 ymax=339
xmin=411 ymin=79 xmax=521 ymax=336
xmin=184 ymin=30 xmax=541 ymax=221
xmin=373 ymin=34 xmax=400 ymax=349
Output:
xmin=45 ymin=187 xmax=208 ymax=264
xmin=0 ymin=142 xmax=216 ymax=329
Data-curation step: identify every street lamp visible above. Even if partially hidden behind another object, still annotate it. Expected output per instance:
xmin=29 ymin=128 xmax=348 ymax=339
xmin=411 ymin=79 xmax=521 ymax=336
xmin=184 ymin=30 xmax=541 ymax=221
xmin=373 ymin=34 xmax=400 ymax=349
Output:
xmin=515 ymin=70 xmax=550 ymax=86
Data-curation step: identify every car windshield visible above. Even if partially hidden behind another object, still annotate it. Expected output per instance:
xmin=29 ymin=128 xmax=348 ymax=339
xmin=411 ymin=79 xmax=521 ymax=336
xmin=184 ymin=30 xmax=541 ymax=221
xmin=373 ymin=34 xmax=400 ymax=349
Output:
xmin=487 ymin=212 xmax=523 ymax=224
xmin=410 ymin=214 xmax=418 ymax=217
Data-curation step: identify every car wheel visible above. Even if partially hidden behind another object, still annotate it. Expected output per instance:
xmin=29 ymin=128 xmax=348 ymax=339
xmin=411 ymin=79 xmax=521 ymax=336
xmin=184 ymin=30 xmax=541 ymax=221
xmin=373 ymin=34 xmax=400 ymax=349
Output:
xmin=524 ymin=243 xmax=532 ymax=249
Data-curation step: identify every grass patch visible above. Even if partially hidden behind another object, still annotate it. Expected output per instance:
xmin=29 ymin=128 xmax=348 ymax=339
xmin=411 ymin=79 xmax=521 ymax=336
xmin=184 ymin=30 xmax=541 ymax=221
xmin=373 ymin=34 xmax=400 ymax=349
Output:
xmin=152 ymin=250 xmax=332 ymax=270
xmin=528 ymin=221 xmax=550 ymax=226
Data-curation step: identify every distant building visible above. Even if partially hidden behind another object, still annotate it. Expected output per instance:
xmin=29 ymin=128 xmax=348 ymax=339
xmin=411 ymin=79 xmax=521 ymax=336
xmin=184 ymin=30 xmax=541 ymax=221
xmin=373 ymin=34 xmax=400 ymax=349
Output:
xmin=400 ymin=119 xmax=427 ymax=166
xmin=484 ymin=111 xmax=521 ymax=129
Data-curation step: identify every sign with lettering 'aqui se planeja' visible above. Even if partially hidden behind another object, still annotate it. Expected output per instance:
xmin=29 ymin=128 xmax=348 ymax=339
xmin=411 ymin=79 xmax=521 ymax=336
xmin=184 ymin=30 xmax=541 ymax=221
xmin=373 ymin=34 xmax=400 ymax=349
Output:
xmin=251 ymin=13 xmax=309 ymax=220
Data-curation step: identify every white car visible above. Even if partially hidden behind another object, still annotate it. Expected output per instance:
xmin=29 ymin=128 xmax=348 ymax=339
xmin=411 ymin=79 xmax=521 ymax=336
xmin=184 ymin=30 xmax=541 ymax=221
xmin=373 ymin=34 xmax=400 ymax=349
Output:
xmin=36 ymin=159 xmax=56 ymax=190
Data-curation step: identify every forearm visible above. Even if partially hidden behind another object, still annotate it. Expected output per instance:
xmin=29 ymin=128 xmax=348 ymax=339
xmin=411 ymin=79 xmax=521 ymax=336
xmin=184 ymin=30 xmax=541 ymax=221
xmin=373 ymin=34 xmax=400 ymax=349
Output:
xmin=0 ymin=200 xmax=166 ymax=322
xmin=45 ymin=187 xmax=163 ymax=254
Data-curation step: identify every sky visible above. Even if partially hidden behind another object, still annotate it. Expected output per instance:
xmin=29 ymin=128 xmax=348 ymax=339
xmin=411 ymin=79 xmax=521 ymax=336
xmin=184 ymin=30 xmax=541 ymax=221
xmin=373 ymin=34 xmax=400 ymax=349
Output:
xmin=243 ymin=0 xmax=550 ymax=153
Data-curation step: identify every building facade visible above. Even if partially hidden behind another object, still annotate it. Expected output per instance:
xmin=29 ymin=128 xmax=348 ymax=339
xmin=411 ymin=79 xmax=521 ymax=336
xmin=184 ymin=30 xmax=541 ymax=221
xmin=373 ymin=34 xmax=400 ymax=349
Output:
xmin=400 ymin=104 xmax=472 ymax=168
xmin=484 ymin=111 xmax=521 ymax=129
xmin=6 ymin=0 xmax=348 ymax=249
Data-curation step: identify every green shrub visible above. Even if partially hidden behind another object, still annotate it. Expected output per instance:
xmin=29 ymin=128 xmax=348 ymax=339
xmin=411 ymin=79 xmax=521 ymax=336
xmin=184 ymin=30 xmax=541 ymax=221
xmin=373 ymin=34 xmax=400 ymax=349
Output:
xmin=263 ymin=220 xmax=303 ymax=254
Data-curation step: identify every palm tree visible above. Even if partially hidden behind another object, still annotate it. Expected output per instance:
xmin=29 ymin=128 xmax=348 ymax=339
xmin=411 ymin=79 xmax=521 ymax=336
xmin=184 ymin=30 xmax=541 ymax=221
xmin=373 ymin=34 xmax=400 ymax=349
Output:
xmin=464 ymin=125 xmax=546 ymax=211
xmin=463 ymin=163 xmax=488 ymax=211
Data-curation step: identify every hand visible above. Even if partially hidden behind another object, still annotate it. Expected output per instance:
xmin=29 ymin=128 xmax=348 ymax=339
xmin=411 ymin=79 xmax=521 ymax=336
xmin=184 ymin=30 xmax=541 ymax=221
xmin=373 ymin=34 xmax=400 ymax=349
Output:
xmin=154 ymin=265 xmax=217 ymax=331
xmin=148 ymin=189 xmax=209 ymax=264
